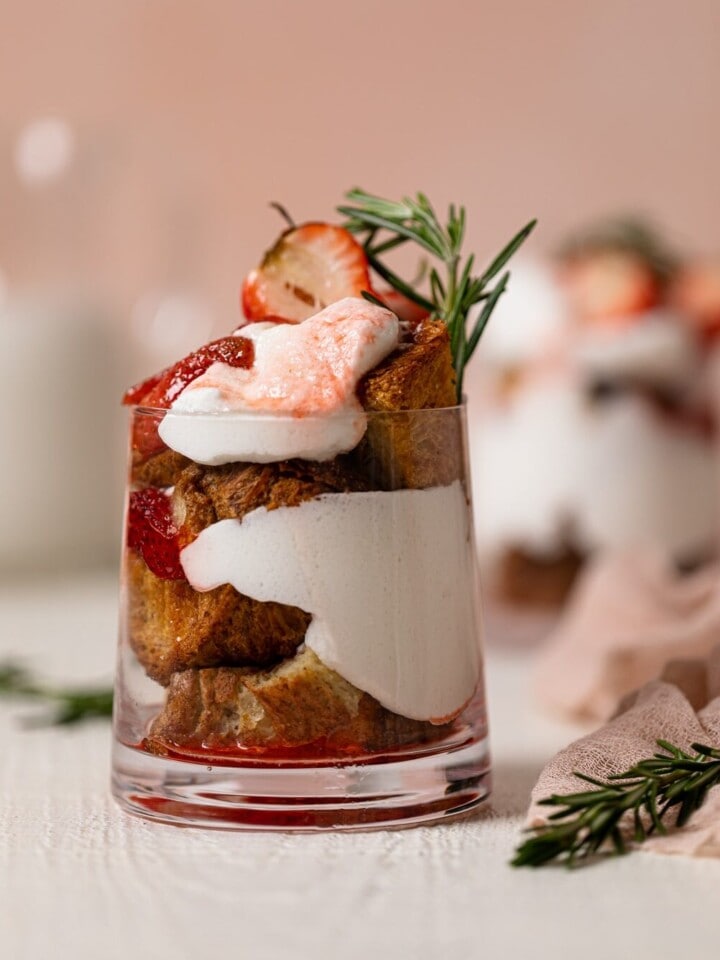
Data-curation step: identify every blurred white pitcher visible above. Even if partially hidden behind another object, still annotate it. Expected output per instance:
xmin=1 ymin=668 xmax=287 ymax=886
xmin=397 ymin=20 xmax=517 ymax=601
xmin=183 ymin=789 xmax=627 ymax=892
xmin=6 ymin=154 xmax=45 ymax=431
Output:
xmin=0 ymin=296 xmax=123 ymax=574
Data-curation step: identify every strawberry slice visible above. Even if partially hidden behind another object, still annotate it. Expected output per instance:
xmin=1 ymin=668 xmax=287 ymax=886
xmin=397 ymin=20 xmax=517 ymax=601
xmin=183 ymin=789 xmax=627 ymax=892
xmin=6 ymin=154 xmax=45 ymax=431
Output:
xmin=672 ymin=261 xmax=720 ymax=341
xmin=123 ymin=371 xmax=164 ymax=407
xmin=241 ymin=223 xmax=372 ymax=323
xmin=127 ymin=488 xmax=185 ymax=580
xmin=123 ymin=336 xmax=255 ymax=409
xmin=378 ymin=289 xmax=429 ymax=327
xmin=559 ymin=252 xmax=661 ymax=327
xmin=123 ymin=335 xmax=255 ymax=460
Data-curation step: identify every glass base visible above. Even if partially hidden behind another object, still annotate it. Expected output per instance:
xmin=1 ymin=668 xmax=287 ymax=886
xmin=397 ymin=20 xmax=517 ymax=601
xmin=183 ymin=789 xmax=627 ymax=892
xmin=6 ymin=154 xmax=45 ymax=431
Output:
xmin=111 ymin=737 xmax=491 ymax=832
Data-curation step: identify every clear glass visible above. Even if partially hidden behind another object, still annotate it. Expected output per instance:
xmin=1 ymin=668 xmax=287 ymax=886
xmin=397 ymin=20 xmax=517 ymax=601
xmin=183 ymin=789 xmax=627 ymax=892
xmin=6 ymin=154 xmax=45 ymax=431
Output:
xmin=112 ymin=404 xmax=490 ymax=830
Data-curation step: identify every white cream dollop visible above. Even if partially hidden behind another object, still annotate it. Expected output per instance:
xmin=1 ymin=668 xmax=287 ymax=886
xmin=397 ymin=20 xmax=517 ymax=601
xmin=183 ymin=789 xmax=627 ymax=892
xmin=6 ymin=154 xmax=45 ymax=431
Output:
xmin=473 ymin=377 xmax=718 ymax=558
xmin=158 ymin=298 xmax=399 ymax=465
xmin=574 ymin=311 xmax=700 ymax=390
xmin=180 ymin=482 xmax=481 ymax=722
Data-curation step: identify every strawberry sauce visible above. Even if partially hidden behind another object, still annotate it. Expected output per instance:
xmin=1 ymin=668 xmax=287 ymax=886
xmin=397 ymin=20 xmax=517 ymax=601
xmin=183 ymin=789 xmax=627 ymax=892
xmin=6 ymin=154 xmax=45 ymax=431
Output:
xmin=127 ymin=488 xmax=185 ymax=580
xmin=124 ymin=335 xmax=255 ymax=459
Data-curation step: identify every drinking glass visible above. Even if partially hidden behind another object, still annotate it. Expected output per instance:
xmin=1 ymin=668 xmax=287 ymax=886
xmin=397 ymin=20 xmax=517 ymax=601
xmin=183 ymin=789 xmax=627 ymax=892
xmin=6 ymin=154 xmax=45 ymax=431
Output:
xmin=112 ymin=403 xmax=490 ymax=830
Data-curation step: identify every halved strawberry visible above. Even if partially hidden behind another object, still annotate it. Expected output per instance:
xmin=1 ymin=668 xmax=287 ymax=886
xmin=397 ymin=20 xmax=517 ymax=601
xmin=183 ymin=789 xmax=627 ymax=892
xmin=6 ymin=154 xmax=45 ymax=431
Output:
xmin=123 ymin=335 xmax=255 ymax=459
xmin=241 ymin=223 xmax=372 ymax=323
xmin=127 ymin=488 xmax=184 ymax=580
xmin=559 ymin=251 xmax=661 ymax=327
xmin=672 ymin=261 xmax=720 ymax=342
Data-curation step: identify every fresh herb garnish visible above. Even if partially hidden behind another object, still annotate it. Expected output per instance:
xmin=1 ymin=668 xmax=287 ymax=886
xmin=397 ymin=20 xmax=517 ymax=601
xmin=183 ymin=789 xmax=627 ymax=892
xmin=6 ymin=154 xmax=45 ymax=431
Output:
xmin=512 ymin=739 xmax=720 ymax=868
xmin=0 ymin=662 xmax=113 ymax=726
xmin=338 ymin=188 xmax=536 ymax=400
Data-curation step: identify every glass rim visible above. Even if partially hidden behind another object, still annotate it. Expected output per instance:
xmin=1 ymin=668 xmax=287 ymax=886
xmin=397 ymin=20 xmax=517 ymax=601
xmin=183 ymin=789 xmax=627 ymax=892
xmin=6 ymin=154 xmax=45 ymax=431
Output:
xmin=125 ymin=399 xmax=467 ymax=418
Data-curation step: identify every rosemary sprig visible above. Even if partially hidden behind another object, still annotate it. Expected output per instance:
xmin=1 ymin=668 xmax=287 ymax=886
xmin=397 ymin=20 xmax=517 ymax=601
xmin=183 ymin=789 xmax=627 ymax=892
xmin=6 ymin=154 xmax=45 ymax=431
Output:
xmin=0 ymin=662 xmax=113 ymax=726
xmin=512 ymin=739 xmax=720 ymax=868
xmin=338 ymin=188 xmax=536 ymax=400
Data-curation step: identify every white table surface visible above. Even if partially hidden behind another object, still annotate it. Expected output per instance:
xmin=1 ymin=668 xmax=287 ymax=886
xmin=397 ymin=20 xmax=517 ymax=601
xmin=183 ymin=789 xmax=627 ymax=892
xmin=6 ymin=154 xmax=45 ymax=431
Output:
xmin=1 ymin=573 xmax=719 ymax=960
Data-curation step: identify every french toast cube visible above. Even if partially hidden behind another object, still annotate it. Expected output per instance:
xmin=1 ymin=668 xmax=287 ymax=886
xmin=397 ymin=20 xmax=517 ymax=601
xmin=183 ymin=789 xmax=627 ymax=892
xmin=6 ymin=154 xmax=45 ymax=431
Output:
xmin=127 ymin=551 xmax=309 ymax=685
xmin=354 ymin=319 xmax=463 ymax=489
xmin=147 ymin=647 xmax=451 ymax=752
xmin=127 ymin=458 xmax=370 ymax=684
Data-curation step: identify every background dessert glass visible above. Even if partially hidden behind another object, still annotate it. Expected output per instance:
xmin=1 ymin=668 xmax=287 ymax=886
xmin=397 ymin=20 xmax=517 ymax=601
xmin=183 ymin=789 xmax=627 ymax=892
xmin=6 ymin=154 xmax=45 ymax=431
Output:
xmin=112 ymin=403 xmax=490 ymax=830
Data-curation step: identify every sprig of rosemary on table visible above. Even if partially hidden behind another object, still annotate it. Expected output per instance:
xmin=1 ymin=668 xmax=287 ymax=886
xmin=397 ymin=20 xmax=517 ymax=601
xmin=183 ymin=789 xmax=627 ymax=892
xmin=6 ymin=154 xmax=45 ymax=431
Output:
xmin=512 ymin=739 xmax=720 ymax=868
xmin=0 ymin=663 xmax=113 ymax=726
xmin=338 ymin=188 xmax=536 ymax=400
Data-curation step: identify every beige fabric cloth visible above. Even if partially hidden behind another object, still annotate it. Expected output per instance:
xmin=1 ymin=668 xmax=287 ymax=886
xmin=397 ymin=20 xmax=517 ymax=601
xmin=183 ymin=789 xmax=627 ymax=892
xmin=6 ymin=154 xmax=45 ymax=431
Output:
xmin=527 ymin=648 xmax=720 ymax=856
xmin=534 ymin=547 xmax=720 ymax=722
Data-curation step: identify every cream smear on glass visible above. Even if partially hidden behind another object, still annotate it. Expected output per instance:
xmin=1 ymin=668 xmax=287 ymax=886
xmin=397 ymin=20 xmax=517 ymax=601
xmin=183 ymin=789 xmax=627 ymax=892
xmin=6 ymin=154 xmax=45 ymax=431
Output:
xmin=180 ymin=481 xmax=481 ymax=722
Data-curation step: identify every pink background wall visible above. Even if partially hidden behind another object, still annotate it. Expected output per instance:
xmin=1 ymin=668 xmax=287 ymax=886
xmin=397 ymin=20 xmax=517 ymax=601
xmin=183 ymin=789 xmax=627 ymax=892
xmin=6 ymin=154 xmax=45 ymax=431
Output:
xmin=1 ymin=0 xmax=719 ymax=327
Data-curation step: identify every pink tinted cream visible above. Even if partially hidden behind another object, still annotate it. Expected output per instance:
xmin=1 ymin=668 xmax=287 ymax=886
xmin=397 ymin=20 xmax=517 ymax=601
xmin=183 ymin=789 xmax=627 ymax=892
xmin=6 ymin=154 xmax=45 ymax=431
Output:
xmin=157 ymin=297 xmax=399 ymax=464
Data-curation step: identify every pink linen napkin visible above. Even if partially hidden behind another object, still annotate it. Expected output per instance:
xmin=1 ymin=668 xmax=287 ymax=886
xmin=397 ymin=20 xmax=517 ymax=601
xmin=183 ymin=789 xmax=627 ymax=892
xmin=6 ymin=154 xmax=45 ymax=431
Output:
xmin=527 ymin=648 xmax=720 ymax=857
xmin=533 ymin=547 xmax=720 ymax=723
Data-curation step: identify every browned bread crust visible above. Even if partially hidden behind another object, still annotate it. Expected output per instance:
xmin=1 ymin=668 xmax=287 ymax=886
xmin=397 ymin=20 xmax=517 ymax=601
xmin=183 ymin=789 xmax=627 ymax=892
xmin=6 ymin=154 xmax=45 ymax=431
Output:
xmin=147 ymin=647 xmax=450 ymax=753
xmin=131 ymin=448 xmax=190 ymax=489
xmin=128 ymin=458 xmax=370 ymax=684
xmin=494 ymin=544 xmax=584 ymax=608
xmin=359 ymin=319 xmax=457 ymax=412
xmin=181 ymin=457 xmax=371 ymax=529
xmin=127 ymin=551 xmax=309 ymax=685
xmin=354 ymin=319 xmax=462 ymax=489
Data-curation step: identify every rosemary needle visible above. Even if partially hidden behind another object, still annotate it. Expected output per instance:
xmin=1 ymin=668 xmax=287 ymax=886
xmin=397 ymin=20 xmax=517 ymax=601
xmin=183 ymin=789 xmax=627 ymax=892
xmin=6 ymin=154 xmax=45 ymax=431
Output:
xmin=512 ymin=739 xmax=720 ymax=868
xmin=0 ymin=662 xmax=113 ymax=726
xmin=338 ymin=188 xmax=536 ymax=400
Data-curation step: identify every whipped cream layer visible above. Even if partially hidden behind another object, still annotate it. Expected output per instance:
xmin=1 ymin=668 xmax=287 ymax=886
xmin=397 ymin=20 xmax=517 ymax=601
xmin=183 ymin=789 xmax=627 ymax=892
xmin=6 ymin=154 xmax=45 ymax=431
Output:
xmin=473 ymin=378 xmax=717 ymax=557
xmin=575 ymin=311 xmax=700 ymax=390
xmin=180 ymin=482 xmax=481 ymax=722
xmin=158 ymin=298 xmax=399 ymax=464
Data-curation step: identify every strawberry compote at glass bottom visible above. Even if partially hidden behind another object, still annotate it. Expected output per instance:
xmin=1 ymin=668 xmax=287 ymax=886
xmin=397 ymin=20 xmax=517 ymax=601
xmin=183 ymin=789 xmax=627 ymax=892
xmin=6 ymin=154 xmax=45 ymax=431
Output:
xmin=112 ymin=405 xmax=490 ymax=831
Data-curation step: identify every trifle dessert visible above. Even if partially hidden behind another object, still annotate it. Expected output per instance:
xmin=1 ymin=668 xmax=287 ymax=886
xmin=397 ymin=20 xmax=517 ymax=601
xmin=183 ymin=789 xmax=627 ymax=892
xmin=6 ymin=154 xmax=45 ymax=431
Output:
xmin=112 ymin=190 xmax=534 ymax=829
xmin=471 ymin=218 xmax=718 ymax=608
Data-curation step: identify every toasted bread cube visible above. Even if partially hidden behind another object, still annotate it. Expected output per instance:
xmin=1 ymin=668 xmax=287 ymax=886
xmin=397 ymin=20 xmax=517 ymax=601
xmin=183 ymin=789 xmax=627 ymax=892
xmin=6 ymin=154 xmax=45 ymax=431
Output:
xmin=127 ymin=551 xmax=309 ymax=685
xmin=354 ymin=319 xmax=463 ymax=489
xmin=127 ymin=458 xmax=370 ymax=684
xmin=147 ymin=647 xmax=450 ymax=753
xmin=131 ymin=448 xmax=190 ymax=489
